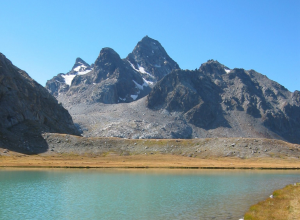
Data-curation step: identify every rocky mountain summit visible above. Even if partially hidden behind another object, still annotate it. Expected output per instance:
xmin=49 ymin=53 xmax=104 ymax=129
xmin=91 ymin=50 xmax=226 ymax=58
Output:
xmin=0 ymin=53 xmax=79 ymax=153
xmin=46 ymin=57 xmax=93 ymax=97
xmin=46 ymin=36 xmax=179 ymax=105
xmin=126 ymin=36 xmax=180 ymax=83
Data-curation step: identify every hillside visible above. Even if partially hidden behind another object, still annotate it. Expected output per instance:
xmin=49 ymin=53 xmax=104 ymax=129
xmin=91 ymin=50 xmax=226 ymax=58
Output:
xmin=0 ymin=53 xmax=80 ymax=153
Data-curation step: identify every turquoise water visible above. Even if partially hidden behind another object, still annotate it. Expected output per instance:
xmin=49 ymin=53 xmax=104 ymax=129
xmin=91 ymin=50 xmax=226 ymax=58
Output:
xmin=0 ymin=169 xmax=300 ymax=220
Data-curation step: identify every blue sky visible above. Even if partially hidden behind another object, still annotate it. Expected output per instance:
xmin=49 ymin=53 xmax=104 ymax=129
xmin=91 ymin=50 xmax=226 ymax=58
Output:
xmin=1 ymin=0 xmax=299 ymax=92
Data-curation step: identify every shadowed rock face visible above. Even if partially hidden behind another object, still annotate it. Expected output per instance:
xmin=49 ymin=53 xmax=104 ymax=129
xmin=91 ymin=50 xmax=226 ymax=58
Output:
xmin=147 ymin=60 xmax=300 ymax=144
xmin=0 ymin=53 xmax=79 ymax=153
xmin=147 ymin=69 xmax=229 ymax=129
xmin=126 ymin=36 xmax=180 ymax=83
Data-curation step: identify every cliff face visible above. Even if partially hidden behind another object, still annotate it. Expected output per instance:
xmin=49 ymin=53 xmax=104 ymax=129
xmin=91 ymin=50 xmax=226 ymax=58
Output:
xmin=146 ymin=60 xmax=300 ymax=144
xmin=0 ymin=53 xmax=79 ymax=153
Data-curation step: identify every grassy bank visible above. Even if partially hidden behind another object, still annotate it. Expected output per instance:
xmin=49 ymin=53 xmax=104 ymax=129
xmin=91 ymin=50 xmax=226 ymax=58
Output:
xmin=0 ymin=153 xmax=300 ymax=169
xmin=244 ymin=183 xmax=300 ymax=220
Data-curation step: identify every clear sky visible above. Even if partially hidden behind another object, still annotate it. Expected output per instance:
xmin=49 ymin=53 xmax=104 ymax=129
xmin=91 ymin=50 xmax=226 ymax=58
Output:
xmin=1 ymin=0 xmax=299 ymax=92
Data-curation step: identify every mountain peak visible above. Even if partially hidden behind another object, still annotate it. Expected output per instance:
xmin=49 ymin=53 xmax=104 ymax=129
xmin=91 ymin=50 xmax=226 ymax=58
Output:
xmin=199 ymin=59 xmax=230 ymax=75
xmin=71 ymin=57 xmax=90 ymax=72
xmin=126 ymin=36 xmax=180 ymax=82
xmin=67 ymin=57 xmax=91 ymax=77
xmin=140 ymin=35 xmax=158 ymax=44
xmin=99 ymin=47 xmax=120 ymax=57
xmin=74 ymin=57 xmax=89 ymax=65
xmin=94 ymin=47 xmax=122 ymax=68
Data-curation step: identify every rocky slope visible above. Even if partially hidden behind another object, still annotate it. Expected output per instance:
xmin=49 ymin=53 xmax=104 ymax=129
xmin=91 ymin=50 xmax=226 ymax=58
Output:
xmin=0 ymin=53 xmax=79 ymax=153
xmin=3 ymin=133 xmax=300 ymax=161
xmin=46 ymin=36 xmax=179 ymax=105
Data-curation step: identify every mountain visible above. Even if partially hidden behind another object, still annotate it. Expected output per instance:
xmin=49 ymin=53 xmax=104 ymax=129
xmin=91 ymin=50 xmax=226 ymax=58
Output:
xmin=146 ymin=60 xmax=300 ymax=143
xmin=44 ymin=37 xmax=299 ymax=144
xmin=46 ymin=57 xmax=93 ymax=97
xmin=61 ymin=60 xmax=300 ymax=144
xmin=0 ymin=53 xmax=80 ymax=153
xmin=126 ymin=36 xmax=180 ymax=84
xmin=47 ymin=48 xmax=151 ymax=105
xmin=46 ymin=36 xmax=179 ymax=106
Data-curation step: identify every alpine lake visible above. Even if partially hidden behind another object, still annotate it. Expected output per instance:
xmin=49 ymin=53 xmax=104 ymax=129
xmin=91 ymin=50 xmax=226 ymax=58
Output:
xmin=1 ymin=168 xmax=300 ymax=220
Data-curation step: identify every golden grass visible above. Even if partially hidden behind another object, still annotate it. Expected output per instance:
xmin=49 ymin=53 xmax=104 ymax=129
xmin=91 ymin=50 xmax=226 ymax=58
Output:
xmin=0 ymin=153 xmax=300 ymax=169
xmin=244 ymin=183 xmax=300 ymax=220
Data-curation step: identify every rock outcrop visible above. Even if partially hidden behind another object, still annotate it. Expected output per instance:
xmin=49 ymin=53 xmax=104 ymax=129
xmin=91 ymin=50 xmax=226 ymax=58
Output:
xmin=0 ymin=53 xmax=79 ymax=153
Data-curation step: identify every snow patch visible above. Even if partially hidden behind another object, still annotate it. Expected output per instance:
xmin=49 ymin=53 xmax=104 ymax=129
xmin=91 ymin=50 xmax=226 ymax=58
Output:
xmin=128 ymin=61 xmax=140 ymax=72
xmin=77 ymin=69 xmax=91 ymax=75
xmin=61 ymin=64 xmax=93 ymax=86
xmin=133 ymin=79 xmax=149 ymax=90
xmin=62 ymin=74 xmax=76 ymax=86
xmin=119 ymin=97 xmax=126 ymax=101
xmin=133 ymin=80 xmax=144 ymax=90
xmin=138 ymin=64 xmax=151 ymax=76
xmin=127 ymin=60 xmax=152 ymax=76
xmin=131 ymin=94 xmax=138 ymax=100
xmin=224 ymin=68 xmax=231 ymax=74
xmin=73 ymin=63 xmax=92 ymax=75
xmin=73 ymin=65 xmax=87 ymax=72
xmin=130 ymin=78 xmax=151 ymax=101
xmin=143 ymin=77 xmax=153 ymax=85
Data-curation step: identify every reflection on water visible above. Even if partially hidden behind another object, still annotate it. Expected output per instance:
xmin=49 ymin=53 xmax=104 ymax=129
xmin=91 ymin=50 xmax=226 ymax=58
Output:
xmin=0 ymin=168 xmax=300 ymax=220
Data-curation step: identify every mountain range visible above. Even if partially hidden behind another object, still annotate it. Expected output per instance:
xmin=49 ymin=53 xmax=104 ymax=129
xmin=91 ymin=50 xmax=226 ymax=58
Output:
xmin=46 ymin=36 xmax=300 ymax=144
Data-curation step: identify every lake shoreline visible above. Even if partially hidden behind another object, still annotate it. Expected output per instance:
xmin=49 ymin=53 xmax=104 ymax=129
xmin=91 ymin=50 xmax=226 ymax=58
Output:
xmin=244 ymin=183 xmax=300 ymax=219
xmin=1 ymin=154 xmax=300 ymax=169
